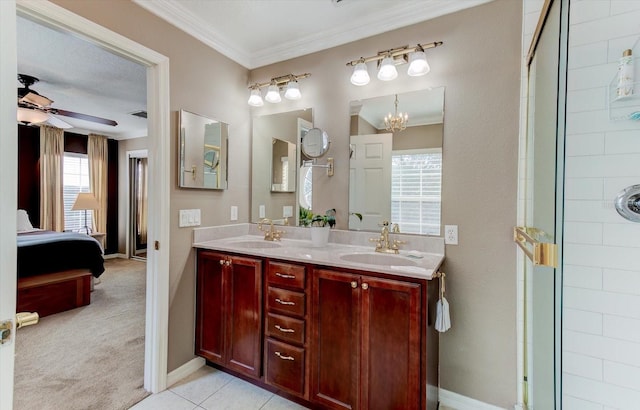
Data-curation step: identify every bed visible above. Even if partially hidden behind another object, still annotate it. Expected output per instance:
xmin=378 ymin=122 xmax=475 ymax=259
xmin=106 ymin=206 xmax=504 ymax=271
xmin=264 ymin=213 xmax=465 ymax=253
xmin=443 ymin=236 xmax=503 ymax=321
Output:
xmin=16 ymin=210 xmax=105 ymax=317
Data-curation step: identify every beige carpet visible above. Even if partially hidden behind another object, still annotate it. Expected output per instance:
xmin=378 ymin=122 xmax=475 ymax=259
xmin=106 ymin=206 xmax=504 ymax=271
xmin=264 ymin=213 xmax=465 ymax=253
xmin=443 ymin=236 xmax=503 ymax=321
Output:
xmin=14 ymin=258 xmax=150 ymax=410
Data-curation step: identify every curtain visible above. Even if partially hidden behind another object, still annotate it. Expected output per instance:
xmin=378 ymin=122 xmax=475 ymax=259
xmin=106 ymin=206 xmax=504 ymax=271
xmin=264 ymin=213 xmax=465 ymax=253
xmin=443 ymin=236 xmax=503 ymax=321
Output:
xmin=137 ymin=158 xmax=148 ymax=243
xmin=88 ymin=134 xmax=108 ymax=238
xmin=40 ymin=125 xmax=64 ymax=231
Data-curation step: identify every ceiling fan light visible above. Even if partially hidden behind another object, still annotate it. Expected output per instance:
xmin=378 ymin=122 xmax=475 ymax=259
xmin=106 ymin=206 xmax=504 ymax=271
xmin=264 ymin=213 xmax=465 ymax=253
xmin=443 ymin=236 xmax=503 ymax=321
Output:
xmin=407 ymin=51 xmax=430 ymax=76
xmin=377 ymin=56 xmax=398 ymax=81
xmin=247 ymin=88 xmax=264 ymax=106
xmin=265 ymin=84 xmax=281 ymax=103
xmin=17 ymin=107 xmax=49 ymax=125
xmin=284 ymin=81 xmax=301 ymax=100
xmin=350 ymin=62 xmax=370 ymax=86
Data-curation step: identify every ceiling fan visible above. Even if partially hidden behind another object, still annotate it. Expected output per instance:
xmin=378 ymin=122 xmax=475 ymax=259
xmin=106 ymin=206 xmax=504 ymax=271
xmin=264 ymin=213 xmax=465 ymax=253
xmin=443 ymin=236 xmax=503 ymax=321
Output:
xmin=17 ymin=73 xmax=118 ymax=129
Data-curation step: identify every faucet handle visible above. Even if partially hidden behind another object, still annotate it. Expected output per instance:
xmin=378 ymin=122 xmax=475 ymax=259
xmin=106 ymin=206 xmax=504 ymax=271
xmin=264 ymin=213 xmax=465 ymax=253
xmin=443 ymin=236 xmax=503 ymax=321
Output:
xmin=391 ymin=239 xmax=406 ymax=250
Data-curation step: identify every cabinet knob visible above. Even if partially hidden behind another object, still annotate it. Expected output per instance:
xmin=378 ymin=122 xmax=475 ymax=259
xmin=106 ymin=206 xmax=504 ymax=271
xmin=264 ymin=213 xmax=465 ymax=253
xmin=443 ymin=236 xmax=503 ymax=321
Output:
xmin=225 ymin=260 xmax=231 ymax=266
xmin=351 ymin=281 xmax=358 ymax=289
xmin=219 ymin=260 xmax=224 ymax=266
xmin=361 ymin=283 xmax=369 ymax=290
xmin=275 ymin=351 xmax=295 ymax=361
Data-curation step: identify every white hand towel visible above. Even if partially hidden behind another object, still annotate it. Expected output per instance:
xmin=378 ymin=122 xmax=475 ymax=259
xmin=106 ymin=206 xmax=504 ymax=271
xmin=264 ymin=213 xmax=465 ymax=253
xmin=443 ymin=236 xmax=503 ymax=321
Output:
xmin=435 ymin=296 xmax=451 ymax=332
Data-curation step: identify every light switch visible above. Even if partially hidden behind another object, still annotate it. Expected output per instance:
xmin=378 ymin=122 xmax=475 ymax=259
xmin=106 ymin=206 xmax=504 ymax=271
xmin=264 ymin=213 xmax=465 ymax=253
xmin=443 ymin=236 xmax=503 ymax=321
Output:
xmin=179 ymin=210 xmax=189 ymax=227
xmin=230 ymin=206 xmax=238 ymax=221
xmin=194 ymin=209 xmax=201 ymax=226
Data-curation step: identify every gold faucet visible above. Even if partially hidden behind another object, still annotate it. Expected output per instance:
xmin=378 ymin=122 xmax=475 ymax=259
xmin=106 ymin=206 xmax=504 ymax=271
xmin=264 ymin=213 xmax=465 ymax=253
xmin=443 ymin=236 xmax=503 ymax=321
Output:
xmin=369 ymin=221 xmax=405 ymax=254
xmin=258 ymin=218 xmax=284 ymax=241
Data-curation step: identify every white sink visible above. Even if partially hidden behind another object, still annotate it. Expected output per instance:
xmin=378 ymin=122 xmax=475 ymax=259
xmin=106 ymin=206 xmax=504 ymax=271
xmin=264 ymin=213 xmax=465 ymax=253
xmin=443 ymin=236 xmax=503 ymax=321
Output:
xmin=230 ymin=240 xmax=282 ymax=249
xmin=339 ymin=253 xmax=417 ymax=267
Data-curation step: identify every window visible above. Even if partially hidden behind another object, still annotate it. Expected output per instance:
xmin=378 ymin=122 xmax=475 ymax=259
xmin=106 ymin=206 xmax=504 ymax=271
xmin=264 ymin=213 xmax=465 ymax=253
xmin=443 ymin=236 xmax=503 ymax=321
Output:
xmin=391 ymin=149 xmax=442 ymax=235
xmin=63 ymin=153 xmax=93 ymax=232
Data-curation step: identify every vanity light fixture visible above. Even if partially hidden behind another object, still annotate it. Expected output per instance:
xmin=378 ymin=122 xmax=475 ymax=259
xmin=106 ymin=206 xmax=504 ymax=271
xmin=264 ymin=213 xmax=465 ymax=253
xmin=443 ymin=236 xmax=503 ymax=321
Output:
xmin=347 ymin=41 xmax=442 ymax=86
xmin=247 ymin=73 xmax=311 ymax=106
xmin=384 ymin=94 xmax=408 ymax=132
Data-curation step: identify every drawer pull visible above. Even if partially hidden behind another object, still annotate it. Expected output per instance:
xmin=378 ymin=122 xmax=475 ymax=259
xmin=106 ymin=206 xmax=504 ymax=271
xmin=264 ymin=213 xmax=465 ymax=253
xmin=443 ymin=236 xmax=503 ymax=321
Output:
xmin=275 ymin=272 xmax=296 ymax=279
xmin=275 ymin=351 xmax=295 ymax=361
xmin=275 ymin=325 xmax=295 ymax=333
xmin=275 ymin=298 xmax=295 ymax=306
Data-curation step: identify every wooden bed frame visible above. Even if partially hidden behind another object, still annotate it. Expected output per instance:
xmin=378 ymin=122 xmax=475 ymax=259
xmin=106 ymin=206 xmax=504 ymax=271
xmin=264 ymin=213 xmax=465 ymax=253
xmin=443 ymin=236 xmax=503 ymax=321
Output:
xmin=17 ymin=269 xmax=92 ymax=317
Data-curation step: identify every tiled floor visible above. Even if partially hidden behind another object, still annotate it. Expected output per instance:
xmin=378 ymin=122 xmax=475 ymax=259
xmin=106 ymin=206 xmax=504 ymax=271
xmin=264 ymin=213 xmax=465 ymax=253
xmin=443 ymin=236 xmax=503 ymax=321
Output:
xmin=130 ymin=366 xmax=309 ymax=410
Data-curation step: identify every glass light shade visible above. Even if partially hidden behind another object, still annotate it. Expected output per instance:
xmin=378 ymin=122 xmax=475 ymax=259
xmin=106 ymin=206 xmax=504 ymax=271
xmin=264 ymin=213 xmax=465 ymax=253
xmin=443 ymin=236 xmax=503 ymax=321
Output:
xmin=265 ymin=84 xmax=281 ymax=103
xmin=284 ymin=81 xmax=301 ymax=100
xmin=350 ymin=62 xmax=370 ymax=86
xmin=247 ymin=89 xmax=264 ymax=106
xmin=17 ymin=107 xmax=49 ymax=124
xmin=407 ymin=51 xmax=430 ymax=76
xmin=377 ymin=56 xmax=398 ymax=81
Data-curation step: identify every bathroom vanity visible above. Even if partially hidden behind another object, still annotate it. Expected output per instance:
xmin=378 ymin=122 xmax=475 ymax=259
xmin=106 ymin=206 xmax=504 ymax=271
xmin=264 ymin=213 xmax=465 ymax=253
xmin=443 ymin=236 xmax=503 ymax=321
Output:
xmin=193 ymin=225 xmax=444 ymax=410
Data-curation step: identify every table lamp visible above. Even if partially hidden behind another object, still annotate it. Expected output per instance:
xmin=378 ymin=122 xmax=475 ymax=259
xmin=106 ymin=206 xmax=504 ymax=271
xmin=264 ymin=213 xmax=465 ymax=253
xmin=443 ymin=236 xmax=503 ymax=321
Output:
xmin=71 ymin=192 xmax=100 ymax=234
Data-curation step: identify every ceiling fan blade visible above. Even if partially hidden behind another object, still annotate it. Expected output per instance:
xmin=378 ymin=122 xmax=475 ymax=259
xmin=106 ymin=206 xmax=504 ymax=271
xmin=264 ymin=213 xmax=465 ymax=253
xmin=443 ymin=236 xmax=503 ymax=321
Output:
xmin=51 ymin=109 xmax=118 ymax=127
xmin=45 ymin=115 xmax=73 ymax=129
xmin=19 ymin=91 xmax=53 ymax=108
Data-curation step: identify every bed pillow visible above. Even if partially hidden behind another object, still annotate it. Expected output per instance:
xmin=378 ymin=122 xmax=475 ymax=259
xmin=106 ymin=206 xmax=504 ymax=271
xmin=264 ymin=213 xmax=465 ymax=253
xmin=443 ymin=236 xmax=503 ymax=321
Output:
xmin=17 ymin=209 xmax=34 ymax=232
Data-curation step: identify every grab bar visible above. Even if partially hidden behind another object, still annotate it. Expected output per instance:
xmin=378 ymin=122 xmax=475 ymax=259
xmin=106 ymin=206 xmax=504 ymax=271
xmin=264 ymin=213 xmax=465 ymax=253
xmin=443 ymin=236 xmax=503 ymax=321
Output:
xmin=513 ymin=226 xmax=557 ymax=268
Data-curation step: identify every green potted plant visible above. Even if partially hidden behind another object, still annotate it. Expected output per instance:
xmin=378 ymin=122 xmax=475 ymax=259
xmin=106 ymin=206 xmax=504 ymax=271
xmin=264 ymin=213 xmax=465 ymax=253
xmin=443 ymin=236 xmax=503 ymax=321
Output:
xmin=303 ymin=208 xmax=335 ymax=247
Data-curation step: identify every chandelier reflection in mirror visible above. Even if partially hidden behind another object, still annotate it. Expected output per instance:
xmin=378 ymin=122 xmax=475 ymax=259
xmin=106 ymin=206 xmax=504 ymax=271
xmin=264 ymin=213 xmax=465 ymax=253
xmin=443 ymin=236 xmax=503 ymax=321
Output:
xmin=384 ymin=94 xmax=408 ymax=132
xmin=247 ymin=73 xmax=311 ymax=107
xmin=347 ymin=41 xmax=443 ymax=86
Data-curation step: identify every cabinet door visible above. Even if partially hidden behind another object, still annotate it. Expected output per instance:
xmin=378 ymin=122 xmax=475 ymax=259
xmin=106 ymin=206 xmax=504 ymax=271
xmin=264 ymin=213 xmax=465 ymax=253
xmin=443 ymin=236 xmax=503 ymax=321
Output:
xmin=311 ymin=269 xmax=360 ymax=410
xmin=360 ymin=277 xmax=421 ymax=410
xmin=195 ymin=251 xmax=225 ymax=365
xmin=225 ymin=255 xmax=263 ymax=378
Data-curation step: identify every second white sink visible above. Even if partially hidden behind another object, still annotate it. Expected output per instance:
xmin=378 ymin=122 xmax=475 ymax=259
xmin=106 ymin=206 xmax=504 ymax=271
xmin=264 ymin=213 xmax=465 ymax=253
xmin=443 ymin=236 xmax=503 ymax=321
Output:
xmin=339 ymin=253 xmax=417 ymax=267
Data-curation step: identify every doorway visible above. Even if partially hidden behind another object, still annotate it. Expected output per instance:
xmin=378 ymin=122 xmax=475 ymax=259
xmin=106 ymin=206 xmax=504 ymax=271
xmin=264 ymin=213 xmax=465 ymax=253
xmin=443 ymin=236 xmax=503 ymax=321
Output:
xmin=129 ymin=150 xmax=148 ymax=260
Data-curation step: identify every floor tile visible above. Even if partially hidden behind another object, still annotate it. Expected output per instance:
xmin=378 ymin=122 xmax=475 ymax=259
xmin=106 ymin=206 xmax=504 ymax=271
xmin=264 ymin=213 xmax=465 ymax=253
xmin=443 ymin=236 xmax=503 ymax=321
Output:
xmin=169 ymin=366 xmax=234 ymax=405
xmin=199 ymin=377 xmax=273 ymax=410
xmin=260 ymin=394 xmax=310 ymax=409
xmin=130 ymin=389 xmax=198 ymax=410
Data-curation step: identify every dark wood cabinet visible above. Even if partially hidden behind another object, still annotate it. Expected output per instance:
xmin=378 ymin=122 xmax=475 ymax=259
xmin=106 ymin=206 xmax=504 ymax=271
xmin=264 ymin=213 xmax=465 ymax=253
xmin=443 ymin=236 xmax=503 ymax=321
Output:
xmin=195 ymin=250 xmax=262 ymax=379
xmin=311 ymin=268 xmax=425 ymax=410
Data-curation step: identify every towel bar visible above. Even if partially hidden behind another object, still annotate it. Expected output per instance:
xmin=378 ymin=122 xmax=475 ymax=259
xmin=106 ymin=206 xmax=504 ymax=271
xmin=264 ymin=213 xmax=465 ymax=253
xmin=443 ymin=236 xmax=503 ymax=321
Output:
xmin=513 ymin=226 xmax=557 ymax=268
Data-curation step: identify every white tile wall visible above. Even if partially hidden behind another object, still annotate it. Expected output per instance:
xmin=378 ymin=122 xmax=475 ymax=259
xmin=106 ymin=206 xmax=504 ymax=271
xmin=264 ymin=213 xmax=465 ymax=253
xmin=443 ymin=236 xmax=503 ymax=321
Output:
xmin=564 ymin=2 xmax=640 ymax=408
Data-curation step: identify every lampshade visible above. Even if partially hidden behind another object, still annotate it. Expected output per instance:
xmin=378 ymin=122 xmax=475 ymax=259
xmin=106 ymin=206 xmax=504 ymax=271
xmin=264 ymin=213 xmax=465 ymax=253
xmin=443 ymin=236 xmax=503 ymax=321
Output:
xmin=247 ymin=88 xmax=264 ymax=106
xmin=284 ymin=81 xmax=301 ymax=100
xmin=350 ymin=61 xmax=370 ymax=86
xmin=265 ymin=84 xmax=281 ymax=103
xmin=71 ymin=192 xmax=100 ymax=211
xmin=407 ymin=51 xmax=430 ymax=76
xmin=377 ymin=56 xmax=398 ymax=81
xmin=17 ymin=107 xmax=48 ymax=125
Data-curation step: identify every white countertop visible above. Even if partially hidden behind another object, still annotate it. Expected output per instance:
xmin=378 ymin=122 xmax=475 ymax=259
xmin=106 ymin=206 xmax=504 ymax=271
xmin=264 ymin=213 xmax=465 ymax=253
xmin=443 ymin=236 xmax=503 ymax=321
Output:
xmin=193 ymin=233 xmax=444 ymax=281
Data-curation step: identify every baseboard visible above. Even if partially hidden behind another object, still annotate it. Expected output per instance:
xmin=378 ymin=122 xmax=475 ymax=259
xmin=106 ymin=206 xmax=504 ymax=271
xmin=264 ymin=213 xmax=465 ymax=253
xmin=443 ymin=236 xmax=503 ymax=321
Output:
xmin=104 ymin=253 xmax=127 ymax=260
xmin=166 ymin=357 xmax=206 ymax=388
xmin=439 ymin=388 xmax=507 ymax=410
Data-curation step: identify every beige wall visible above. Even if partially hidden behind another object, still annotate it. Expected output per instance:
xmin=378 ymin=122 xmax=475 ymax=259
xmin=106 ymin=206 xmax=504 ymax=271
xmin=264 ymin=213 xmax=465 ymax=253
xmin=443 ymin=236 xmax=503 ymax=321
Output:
xmin=52 ymin=0 xmax=521 ymax=406
xmin=388 ymin=123 xmax=443 ymax=151
xmin=51 ymin=0 xmax=252 ymax=372
xmin=250 ymin=0 xmax=521 ymax=406
xmin=117 ymin=136 xmax=148 ymax=254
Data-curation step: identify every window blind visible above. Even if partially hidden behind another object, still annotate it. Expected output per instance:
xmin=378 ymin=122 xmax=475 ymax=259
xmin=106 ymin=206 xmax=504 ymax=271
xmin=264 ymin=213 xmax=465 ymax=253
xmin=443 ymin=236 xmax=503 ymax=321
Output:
xmin=391 ymin=149 xmax=442 ymax=235
xmin=63 ymin=153 xmax=93 ymax=232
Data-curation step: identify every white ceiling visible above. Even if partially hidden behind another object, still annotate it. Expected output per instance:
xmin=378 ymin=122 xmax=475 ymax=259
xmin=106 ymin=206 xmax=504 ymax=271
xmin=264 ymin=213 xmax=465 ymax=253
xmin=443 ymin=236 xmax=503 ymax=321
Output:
xmin=16 ymin=0 xmax=490 ymax=139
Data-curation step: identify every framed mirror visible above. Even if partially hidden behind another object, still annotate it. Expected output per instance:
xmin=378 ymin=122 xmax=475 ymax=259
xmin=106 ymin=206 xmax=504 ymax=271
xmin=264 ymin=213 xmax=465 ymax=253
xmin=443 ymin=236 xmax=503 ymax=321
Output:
xmin=271 ymin=138 xmax=296 ymax=192
xmin=301 ymin=128 xmax=330 ymax=158
xmin=251 ymin=108 xmax=313 ymax=225
xmin=179 ymin=109 xmax=228 ymax=189
xmin=349 ymin=87 xmax=444 ymax=235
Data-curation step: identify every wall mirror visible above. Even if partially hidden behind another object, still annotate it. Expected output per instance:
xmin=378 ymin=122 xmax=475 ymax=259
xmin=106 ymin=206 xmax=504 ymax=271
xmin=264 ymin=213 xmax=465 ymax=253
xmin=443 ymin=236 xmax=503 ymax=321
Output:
xmin=179 ymin=109 xmax=228 ymax=189
xmin=301 ymin=128 xmax=330 ymax=158
xmin=349 ymin=87 xmax=444 ymax=235
xmin=251 ymin=108 xmax=312 ymax=225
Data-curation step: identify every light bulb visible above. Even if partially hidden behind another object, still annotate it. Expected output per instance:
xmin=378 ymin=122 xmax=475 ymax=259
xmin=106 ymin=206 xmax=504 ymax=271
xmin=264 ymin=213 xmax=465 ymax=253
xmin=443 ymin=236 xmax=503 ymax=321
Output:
xmin=284 ymin=81 xmax=301 ymax=100
xmin=265 ymin=84 xmax=281 ymax=103
xmin=350 ymin=61 xmax=370 ymax=86
xmin=407 ymin=51 xmax=430 ymax=76
xmin=377 ymin=56 xmax=398 ymax=81
xmin=247 ymin=88 xmax=264 ymax=106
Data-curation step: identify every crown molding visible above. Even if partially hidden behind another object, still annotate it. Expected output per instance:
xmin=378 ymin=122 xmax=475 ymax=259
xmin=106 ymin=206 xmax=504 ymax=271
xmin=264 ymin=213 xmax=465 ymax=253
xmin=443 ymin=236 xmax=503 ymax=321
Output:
xmin=134 ymin=0 xmax=492 ymax=70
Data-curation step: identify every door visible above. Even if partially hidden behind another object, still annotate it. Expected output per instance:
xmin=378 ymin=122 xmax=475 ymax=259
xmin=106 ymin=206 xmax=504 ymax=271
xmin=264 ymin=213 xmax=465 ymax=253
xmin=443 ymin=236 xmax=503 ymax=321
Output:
xmin=0 ymin=1 xmax=17 ymax=408
xmin=349 ymin=134 xmax=392 ymax=231
xmin=521 ymin=0 xmax=567 ymax=407
xmin=360 ymin=277 xmax=421 ymax=410
xmin=129 ymin=154 xmax=148 ymax=259
xmin=311 ymin=269 xmax=360 ymax=410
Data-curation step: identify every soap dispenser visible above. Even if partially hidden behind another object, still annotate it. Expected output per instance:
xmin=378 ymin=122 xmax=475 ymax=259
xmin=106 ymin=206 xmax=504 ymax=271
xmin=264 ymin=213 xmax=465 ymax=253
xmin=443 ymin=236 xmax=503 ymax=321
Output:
xmin=616 ymin=49 xmax=634 ymax=100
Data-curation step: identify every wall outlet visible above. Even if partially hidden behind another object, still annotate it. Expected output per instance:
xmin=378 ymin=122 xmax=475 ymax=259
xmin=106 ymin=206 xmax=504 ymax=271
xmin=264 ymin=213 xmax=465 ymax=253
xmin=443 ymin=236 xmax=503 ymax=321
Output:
xmin=230 ymin=205 xmax=238 ymax=221
xmin=283 ymin=206 xmax=293 ymax=218
xmin=259 ymin=205 xmax=266 ymax=218
xmin=444 ymin=225 xmax=458 ymax=245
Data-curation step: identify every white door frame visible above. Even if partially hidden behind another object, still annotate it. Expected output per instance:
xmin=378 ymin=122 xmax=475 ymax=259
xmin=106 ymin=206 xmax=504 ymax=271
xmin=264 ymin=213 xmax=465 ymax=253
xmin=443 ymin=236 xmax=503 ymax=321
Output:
xmin=126 ymin=149 xmax=149 ymax=259
xmin=1 ymin=3 xmax=171 ymax=409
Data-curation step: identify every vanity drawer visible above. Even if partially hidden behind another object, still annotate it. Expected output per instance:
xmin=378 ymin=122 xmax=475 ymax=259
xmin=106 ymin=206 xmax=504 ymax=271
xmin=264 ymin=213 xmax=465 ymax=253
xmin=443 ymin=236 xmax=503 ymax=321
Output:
xmin=266 ymin=313 xmax=305 ymax=345
xmin=265 ymin=338 xmax=305 ymax=397
xmin=267 ymin=262 xmax=306 ymax=290
xmin=267 ymin=287 xmax=305 ymax=317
